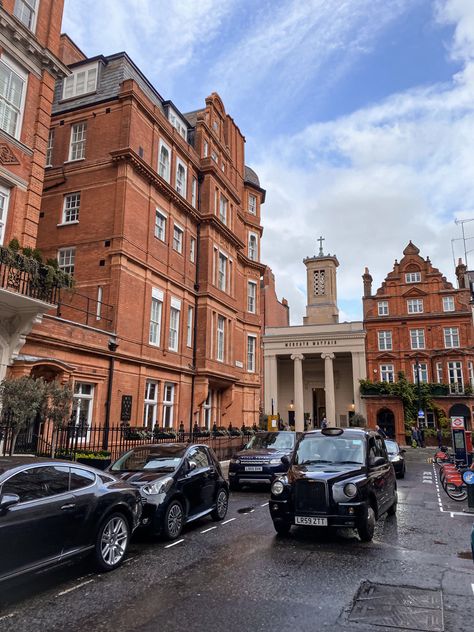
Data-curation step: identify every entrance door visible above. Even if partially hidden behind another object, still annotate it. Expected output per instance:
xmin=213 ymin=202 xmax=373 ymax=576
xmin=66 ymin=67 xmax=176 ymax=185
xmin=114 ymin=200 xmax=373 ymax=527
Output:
xmin=312 ymin=388 xmax=325 ymax=428
xmin=377 ymin=409 xmax=395 ymax=439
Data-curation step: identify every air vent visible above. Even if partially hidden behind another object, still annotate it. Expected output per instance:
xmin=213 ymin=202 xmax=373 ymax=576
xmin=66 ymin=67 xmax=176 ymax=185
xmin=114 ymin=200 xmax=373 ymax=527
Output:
xmin=99 ymin=259 xmax=105 ymax=267
xmin=104 ymin=240 xmax=111 ymax=247
xmin=106 ymin=107 xmax=111 ymax=114
xmin=59 ymin=120 xmax=64 ymax=126
xmin=39 ymin=212 xmax=44 ymax=218
xmin=138 ymin=146 xmax=144 ymax=158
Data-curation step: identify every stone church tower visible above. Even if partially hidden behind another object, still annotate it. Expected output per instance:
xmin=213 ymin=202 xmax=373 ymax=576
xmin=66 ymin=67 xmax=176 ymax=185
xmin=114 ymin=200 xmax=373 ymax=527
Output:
xmin=303 ymin=238 xmax=339 ymax=325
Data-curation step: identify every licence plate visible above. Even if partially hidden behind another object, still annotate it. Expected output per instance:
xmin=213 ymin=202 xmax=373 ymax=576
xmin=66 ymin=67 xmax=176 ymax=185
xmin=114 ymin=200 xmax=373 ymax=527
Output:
xmin=295 ymin=516 xmax=328 ymax=526
xmin=245 ymin=466 xmax=263 ymax=472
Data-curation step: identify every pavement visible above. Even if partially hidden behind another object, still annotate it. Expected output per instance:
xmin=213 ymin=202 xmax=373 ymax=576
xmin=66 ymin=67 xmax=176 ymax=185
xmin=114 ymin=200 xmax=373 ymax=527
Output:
xmin=0 ymin=448 xmax=473 ymax=632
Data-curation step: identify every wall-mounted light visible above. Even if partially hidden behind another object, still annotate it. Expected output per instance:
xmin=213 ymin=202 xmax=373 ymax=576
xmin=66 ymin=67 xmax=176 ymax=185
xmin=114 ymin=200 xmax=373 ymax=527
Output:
xmin=288 ymin=400 xmax=294 ymax=411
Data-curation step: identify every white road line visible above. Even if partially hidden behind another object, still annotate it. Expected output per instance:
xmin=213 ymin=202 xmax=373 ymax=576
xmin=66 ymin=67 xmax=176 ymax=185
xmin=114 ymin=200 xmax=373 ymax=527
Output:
xmin=0 ymin=613 xmax=16 ymax=622
xmin=200 ymin=526 xmax=217 ymax=534
xmin=471 ymin=583 xmax=474 ymax=596
xmin=164 ymin=538 xmax=184 ymax=548
xmin=248 ymin=509 xmax=255 ymax=513
xmin=222 ymin=518 xmax=236 ymax=525
xmin=56 ymin=579 xmax=94 ymax=597
xmin=261 ymin=502 xmax=269 ymax=507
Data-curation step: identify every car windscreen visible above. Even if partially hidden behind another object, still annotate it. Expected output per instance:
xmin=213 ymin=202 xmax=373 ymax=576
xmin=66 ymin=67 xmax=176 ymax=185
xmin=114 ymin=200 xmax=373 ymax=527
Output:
xmin=295 ymin=436 xmax=365 ymax=465
xmin=245 ymin=432 xmax=295 ymax=451
xmin=384 ymin=440 xmax=398 ymax=455
xmin=110 ymin=445 xmax=186 ymax=472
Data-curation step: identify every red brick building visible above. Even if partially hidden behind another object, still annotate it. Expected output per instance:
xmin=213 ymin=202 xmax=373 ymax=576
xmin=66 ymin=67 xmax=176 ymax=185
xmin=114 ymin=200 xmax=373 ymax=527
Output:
xmin=14 ymin=39 xmax=266 ymax=433
xmin=0 ymin=0 xmax=67 ymax=381
xmin=262 ymin=266 xmax=289 ymax=328
xmin=362 ymin=241 xmax=474 ymax=443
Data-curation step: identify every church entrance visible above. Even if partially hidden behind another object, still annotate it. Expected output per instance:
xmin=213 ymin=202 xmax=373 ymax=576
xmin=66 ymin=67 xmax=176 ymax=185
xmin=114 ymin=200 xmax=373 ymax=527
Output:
xmin=377 ymin=408 xmax=395 ymax=439
xmin=312 ymin=388 xmax=326 ymax=428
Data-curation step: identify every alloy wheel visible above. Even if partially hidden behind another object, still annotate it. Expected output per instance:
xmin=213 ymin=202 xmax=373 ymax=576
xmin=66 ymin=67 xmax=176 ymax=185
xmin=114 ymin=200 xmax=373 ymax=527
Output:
xmin=216 ymin=489 xmax=228 ymax=518
xmin=167 ymin=502 xmax=183 ymax=538
xmin=100 ymin=516 xmax=128 ymax=567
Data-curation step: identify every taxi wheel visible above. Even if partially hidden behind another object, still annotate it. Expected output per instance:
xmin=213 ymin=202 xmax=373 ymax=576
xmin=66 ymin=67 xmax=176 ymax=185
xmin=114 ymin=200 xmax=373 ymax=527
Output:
xmin=357 ymin=506 xmax=375 ymax=542
xmin=387 ymin=493 xmax=397 ymax=516
xmin=273 ymin=521 xmax=291 ymax=536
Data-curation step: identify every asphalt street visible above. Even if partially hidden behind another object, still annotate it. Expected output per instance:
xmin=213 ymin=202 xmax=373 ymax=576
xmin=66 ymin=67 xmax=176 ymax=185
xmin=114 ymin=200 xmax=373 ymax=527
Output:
xmin=1 ymin=448 xmax=473 ymax=632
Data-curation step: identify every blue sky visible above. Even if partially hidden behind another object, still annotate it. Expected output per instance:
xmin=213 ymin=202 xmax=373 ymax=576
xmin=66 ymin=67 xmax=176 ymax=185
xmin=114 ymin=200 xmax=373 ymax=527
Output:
xmin=63 ymin=0 xmax=474 ymax=324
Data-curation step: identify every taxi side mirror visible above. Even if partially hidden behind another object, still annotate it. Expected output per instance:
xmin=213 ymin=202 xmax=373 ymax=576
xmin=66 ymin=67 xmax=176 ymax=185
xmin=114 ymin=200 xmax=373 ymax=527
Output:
xmin=370 ymin=456 xmax=386 ymax=468
xmin=188 ymin=461 xmax=197 ymax=473
xmin=281 ymin=455 xmax=290 ymax=467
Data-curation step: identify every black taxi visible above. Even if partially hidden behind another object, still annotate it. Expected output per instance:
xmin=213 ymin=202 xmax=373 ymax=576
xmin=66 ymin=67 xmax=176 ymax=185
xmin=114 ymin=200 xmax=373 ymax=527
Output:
xmin=269 ymin=427 xmax=397 ymax=541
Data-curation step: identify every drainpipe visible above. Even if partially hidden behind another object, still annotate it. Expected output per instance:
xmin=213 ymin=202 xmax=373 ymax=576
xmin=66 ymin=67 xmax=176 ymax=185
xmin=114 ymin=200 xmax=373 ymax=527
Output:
xmin=189 ymin=175 xmax=203 ymax=433
xmin=103 ymin=336 xmax=118 ymax=449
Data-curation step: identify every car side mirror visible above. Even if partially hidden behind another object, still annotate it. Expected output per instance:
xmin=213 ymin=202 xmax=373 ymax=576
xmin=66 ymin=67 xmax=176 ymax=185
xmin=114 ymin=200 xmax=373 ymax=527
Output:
xmin=0 ymin=493 xmax=20 ymax=511
xmin=188 ymin=460 xmax=197 ymax=472
xmin=281 ymin=455 xmax=290 ymax=467
xmin=400 ymin=449 xmax=406 ymax=454
xmin=370 ymin=456 xmax=386 ymax=468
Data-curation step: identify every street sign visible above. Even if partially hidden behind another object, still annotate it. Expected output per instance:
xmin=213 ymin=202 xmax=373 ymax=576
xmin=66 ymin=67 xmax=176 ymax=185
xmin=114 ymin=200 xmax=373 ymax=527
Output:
xmin=417 ymin=410 xmax=424 ymax=418
xmin=462 ymin=470 xmax=474 ymax=485
xmin=451 ymin=416 xmax=465 ymax=429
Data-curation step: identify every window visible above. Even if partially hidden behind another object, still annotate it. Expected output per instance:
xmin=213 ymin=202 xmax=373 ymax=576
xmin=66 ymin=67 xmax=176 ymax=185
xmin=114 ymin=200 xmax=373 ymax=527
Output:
xmin=58 ymin=247 xmax=75 ymax=275
xmin=247 ymin=335 xmax=256 ymax=372
xmin=211 ymin=150 xmax=218 ymax=163
xmin=217 ymin=315 xmax=225 ymax=362
xmin=144 ymin=381 xmax=158 ymax=429
xmin=0 ymin=57 xmax=26 ymax=139
xmin=218 ymin=253 xmax=227 ymax=291
xmin=149 ymin=288 xmax=163 ymax=346
xmin=247 ymin=281 xmax=257 ymax=313
xmin=2 ymin=465 xmax=70 ymax=502
xmin=173 ymin=224 xmax=183 ymax=253
xmin=62 ymin=192 xmax=80 ymax=224
xmin=443 ymin=296 xmax=455 ymax=312
xmin=69 ymin=467 xmax=96 ymax=491
xmin=436 ymin=362 xmax=443 ymax=384
xmin=469 ymin=361 xmax=474 ymax=387
xmin=72 ymin=383 xmax=94 ymax=440
xmin=169 ymin=299 xmax=181 ymax=352
xmin=407 ymin=298 xmax=423 ymax=314
xmin=191 ymin=177 xmax=197 ymax=208
xmin=155 ymin=210 xmax=166 ymax=242
xmin=187 ymin=446 xmax=210 ymax=468
xmin=444 ymin=327 xmax=460 ymax=348
xmin=69 ymin=122 xmax=87 ymax=161
xmin=248 ymin=194 xmax=257 ymax=215
xmin=202 ymin=391 xmax=212 ymax=429
xmin=158 ymin=142 xmax=170 ymax=182
xmin=62 ymin=62 xmax=98 ymax=100
xmin=0 ymin=186 xmax=10 ymax=246
xmin=14 ymin=0 xmax=38 ymax=31
xmin=248 ymin=233 xmax=258 ymax=261
xmin=46 ymin=129 xmax=54 ymax=167
xmin=187 ymin=306 xmax=193 ymax=347
xmin=162 ymin=383 xmax=174 ymax=428
xmin=405 ymin=272 xmax=421 ymax=283
xmin=190 ymin=237 xmax=196 ymax=263
xmin=203 ymin=141 xmax=208 ymax=158
xmin=410 ymin=328 xmax=425 ymax=350
xmin=175 ymin=160 xmax=187 ymax=197
xmin=448 ymin=361 xmax=463 ymax=393
xmin=168 ymin=110 xmax=187 ymax=139
xmin=219 ymin=194 xmax=228 ymax=225
xmin=413 ymin=363 xmax=428 ymax=384
xmin=377 ymin=330 xmax=392 ymax=351
xmin=96 ymin=286 xmax=102 ymax=321
xmin=380 ymin=364 xmax=394 ymax=383
xmin=377 ymin=301 xmax=389 ymax=316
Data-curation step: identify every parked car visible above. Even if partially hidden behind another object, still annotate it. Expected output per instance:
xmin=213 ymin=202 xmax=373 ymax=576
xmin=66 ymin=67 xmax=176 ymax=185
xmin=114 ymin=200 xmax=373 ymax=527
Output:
xmin=228 ymin=431 xmax=300 ymax=491
xmin=0 ymin=456 xmax=142 ymax=583
xmin=269 ymin=427 xmax=397 ymax=541
xmin=385 ymin=439 xmax=406 ymax=478
xmin=108 ymin=443 xmax=229 ymax=539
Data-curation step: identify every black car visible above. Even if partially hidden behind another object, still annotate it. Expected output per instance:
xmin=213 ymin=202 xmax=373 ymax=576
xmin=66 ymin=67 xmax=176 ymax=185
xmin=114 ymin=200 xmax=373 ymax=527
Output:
xmin=0 ymin=457 xmax=142 ymax=583
xmin=228 ymin=431 xmax=300 ymax=490
xmin=109 ymin=443 xmax=229 ymax=539
xmin=269 ymin=427 xmax=397 ymax=541
xmin=385 ymin=440 xmax=406 ymax=478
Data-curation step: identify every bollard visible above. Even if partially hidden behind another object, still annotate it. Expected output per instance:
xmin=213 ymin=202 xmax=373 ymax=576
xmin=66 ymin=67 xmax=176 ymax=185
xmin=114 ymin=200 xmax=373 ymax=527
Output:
xmin=462 ymin=470 xmax=474 ymax=514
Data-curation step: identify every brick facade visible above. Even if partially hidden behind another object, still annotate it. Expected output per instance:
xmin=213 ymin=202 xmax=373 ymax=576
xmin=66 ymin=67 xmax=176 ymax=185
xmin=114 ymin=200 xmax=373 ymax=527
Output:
xmin=262 ymin=266 xmax=289 ymax=328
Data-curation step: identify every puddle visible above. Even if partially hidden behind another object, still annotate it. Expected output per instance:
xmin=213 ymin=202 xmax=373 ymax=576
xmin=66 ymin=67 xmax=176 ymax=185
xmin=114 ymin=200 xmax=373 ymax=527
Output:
xmin=457 ymin=550 xmax=473 ymax=560
xmin=237 ymin=507 xmax=254 ymax=514
xmin=433 ymin=540 xmax=447 ymax=545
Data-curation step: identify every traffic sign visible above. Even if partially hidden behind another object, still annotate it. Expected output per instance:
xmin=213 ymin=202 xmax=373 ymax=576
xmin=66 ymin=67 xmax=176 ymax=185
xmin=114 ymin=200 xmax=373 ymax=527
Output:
xmin=417 ymin=410 xmax=424 ymax=418
xmin=462 ymin=470 xmax=474 ymax=485
xmin=451 ymin=416 xmax=465 ymax=429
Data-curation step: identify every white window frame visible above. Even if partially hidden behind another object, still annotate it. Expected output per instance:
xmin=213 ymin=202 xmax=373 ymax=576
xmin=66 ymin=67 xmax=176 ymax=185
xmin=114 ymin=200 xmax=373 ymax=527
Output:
xmin=248 ymin=232 xmax=258 ymax=261
xmin=187 ymin=306 xmax=193 ymax=348
xmin=407 ymin=298 xmax=423 ymax=314
xmin=62 ymin=192 xmax=81 ymax=224
xmin=175 ymin=159 xmax=187 ymax=197
xmin=377 ymin=330 xmax=392 ymax=351
xmin=218 ymin=252 xmax=227 ymax=291
xmin=155 ymin=209 xmax=167 ymax=242
xmin=203 ymin=141 xmax=208 ymax=158
xmin=46 ymin=128 xmax=54 ymax=167
xmin=247 ymin=281 xmax=257 ymax=313
xmin=380 ymin=364 xmax=394 ymax=383
xmin=405 ymin=271 xmax=421 ymax=283
xmin=72 ymin=382 xmax=94 ymax=442
xmin=202 ymin=390 xmax=212 ymax=429
xmin=168 ymin=109 xmax=187 ymax=139
xmin=216 ymin=315 xmax=225 ymax=362
xmin=14 ymin=0 xmax=39 ymax=32
xmin=248 ymin=193 xmax=257 ymax=215
xmin=0 ymin=185 xmax=10 ymax=246
xmin=377 ymin=301 xmax=389 ymax=316
xmin=69 ymin=122 xmax=87 ymax=161
xmin=448 ymin=361 xmax=463 ymax=393
xmin=162 ymin=383 xmax=175 ymax=428
xmin=58 ymin=247 xmax=75 ymax=275
xmin=149 ymin=288 xmax=163 ymax=347
xmin=191 ymin=177 xmax=197 ymax=208
xmin=247 ymin=335 xmax=257 ymax=373
xmin=144 ymin=380 xmax=159 ymax=429
xmin=413 ymin=363 xmax=428 ymax=384
xmin=96 ymin=286 xmax=102 ymax=321
xmin=410 ymin=328 xmax=425 ymax=350
xmin=442 ymin=296 xmax=455 ymax=312
xmin=190 ymin=237 xmax=196 ymax=263
xmin=436 ymin=362 xmax=443 ymax=384
xmin=62 ymin=62 xmax=98 ymax=100
xmin=158 ymin=141 xmax=171 ymax=182
xmin=219 ymin=194 xmax=228 ymax=225
xmin=468 ymin=361 xmax=474 ymax=388
xmin=173 ymin=224 xmax=183 ymax=254
xmin=169 ymin=298 xmax=181 ymax=352
xmin=0 ymin=55 xmax=27 ymax=140
xmin=444 ymin=327 xmax=460 ymax=349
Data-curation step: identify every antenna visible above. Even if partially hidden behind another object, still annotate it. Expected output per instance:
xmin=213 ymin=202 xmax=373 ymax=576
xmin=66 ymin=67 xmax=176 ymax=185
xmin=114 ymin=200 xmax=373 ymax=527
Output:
xmin=454 ymin=218 xmax=474 ymax=268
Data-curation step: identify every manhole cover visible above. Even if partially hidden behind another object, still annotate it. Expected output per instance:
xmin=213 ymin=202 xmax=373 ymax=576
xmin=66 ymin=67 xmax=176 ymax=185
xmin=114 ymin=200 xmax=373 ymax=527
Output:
xmin=348 ymin=581 xmax=444 ymax=631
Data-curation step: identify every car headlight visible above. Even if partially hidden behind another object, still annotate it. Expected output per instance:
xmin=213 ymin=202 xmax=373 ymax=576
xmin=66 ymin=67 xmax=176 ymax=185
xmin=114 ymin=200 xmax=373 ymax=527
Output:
xmin=269 ymin=458 xmax=281 ymax=465
xmin=343 ymin=483 xmax=358 ymax=498
xmin=391 ymin=455 xmax=401 ymax=462
xmin=142 ymin=477 xmax=173 ymax=496
xmin=272 ymin=480 xmax=285 ymax=495
xmin=230 ymin=458 xmax=240 ymax=464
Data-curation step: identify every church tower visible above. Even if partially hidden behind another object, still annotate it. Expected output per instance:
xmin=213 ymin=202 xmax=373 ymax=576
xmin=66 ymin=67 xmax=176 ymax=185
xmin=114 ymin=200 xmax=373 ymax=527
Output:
xmin=303 ymin=237 xmax=339 ymax=325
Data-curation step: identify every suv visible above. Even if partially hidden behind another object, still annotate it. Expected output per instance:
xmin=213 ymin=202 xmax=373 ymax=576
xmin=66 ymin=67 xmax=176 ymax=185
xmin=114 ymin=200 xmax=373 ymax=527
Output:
xmin=269 ymin=427 xmax=397 ymax=541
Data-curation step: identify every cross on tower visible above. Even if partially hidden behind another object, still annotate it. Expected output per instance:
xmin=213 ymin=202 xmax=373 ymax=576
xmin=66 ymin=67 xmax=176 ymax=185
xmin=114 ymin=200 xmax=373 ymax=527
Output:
xmin=317 ymin=235 xmax=325 ymax=256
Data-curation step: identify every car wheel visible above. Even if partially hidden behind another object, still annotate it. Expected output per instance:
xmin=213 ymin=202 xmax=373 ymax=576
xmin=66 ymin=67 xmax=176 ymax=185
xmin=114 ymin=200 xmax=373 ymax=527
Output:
xmin=397 ymin=465 xmax=405 ymax=479
xmin=211 ymin=488 xmax=229 ymax=521
xmin=387 ymin=492 xmax=397 ymax=516
xmin=163 ymin=500 xmax=184 ymax=540
xmin=229 ymin=480 xmax=241 ymax=492
xmin=357 ymin=506 xmax=376 ymax=542
xmin=273 ymin=521 xmax=291 ymax=536
xmin=94 ymin=512 xmax=130 ymax=572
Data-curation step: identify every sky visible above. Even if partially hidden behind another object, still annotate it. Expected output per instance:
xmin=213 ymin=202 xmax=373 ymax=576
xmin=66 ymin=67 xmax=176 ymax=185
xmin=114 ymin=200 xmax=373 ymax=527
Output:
xmin=62 ymin=0 xmax=474 ymax=324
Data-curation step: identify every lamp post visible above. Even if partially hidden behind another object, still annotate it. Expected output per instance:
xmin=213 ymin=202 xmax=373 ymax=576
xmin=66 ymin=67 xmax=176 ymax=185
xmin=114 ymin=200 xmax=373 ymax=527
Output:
xmin=415 ymin=355 xmax=423 ymax=424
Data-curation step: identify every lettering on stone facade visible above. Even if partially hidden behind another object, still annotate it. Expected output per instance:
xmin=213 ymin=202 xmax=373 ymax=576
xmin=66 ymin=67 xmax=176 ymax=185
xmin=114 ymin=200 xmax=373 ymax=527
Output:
xmin=284 ymin=340 xmax=337 ymax=348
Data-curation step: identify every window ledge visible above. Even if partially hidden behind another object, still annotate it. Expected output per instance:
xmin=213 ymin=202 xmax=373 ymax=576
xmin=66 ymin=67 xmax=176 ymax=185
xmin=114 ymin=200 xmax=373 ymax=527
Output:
xmin=57 ymin=221 xmax=79 ymax=227
xmin=64 ymin=158 xmax=86 ymax=165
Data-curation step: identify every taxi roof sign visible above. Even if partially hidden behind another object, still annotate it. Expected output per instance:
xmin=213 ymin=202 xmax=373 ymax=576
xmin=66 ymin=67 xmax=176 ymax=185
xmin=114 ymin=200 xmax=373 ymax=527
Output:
xmin=321 ymin=427 xmax=344 ymax=436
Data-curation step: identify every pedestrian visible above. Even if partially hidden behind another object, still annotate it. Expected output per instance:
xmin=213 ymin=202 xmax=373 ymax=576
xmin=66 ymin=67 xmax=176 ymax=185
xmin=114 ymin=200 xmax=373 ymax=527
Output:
xmin=418 ymin=426 xmax=425 ymax=448
xmin=436 ymin=427 xmax=443 ymax=450
xmin=283 ymin=419 xmax=290 ymax=431
xmin=375 ymin=424 xmax=387 ymax=439
xmin=411 ymin=425 xmax=418 ymax=448
xmin=321 ymin=416 xmax=328 ymax=429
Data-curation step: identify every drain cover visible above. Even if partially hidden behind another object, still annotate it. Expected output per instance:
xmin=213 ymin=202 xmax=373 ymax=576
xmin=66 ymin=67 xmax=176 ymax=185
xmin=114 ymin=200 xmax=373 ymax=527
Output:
xmin=348 ymin=581 xmax=444 ymax=631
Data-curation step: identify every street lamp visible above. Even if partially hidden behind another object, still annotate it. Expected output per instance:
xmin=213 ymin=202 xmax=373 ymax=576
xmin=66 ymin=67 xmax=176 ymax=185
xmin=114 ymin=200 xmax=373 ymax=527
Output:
xmin=414 ymin=355 xmax=423 ymax=425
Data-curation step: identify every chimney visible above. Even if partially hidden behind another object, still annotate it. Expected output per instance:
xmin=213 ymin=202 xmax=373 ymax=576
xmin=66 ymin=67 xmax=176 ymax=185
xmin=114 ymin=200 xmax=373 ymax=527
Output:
xmin=362 ymin=267 xmax=373 ymax=297
xmin=456 ymin=258 xmax=467 ymax=288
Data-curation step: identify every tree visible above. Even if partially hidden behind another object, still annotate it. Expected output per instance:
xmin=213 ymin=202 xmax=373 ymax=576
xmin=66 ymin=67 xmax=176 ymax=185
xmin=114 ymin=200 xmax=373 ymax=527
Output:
xmin=0 ymin=376 xmax=47 ymax=454
xmin=351 ymin=412 xmax=367 ymax=427
xmin=46 ymin=379 xmax=73 ymax=457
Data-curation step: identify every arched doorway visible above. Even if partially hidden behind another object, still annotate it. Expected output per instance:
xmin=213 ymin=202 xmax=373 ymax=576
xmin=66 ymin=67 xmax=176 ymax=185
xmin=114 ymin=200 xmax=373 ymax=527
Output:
xmin=377 ymin=408 xmax=395 ymax=439
xmin=448 ymin=403 xmax=471 ymax=430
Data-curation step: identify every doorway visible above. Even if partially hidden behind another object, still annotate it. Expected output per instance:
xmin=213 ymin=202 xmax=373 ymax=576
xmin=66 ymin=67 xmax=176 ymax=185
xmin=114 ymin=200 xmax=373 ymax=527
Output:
xmin=312 ymin=388 xmax=325 ymax=428
xmin=376 ymin=408 xmax=395 ymax=439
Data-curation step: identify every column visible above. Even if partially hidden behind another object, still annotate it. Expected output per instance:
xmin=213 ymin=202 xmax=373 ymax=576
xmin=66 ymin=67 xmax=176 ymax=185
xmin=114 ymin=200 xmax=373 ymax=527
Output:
xmin=321 ymin=352 xmax=336 ymax=427
xmin=351 ymin=351 xmax=366 ymax=417
xmin=291 ymin=353 xmax=304 ymax=432
xmin=264 ymin=354 xmax=278 ymax=416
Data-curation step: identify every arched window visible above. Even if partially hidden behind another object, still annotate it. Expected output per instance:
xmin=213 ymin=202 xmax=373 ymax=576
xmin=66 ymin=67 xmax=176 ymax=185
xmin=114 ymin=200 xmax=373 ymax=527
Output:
xmin=158 ymin=142 xmax=170 ymax=182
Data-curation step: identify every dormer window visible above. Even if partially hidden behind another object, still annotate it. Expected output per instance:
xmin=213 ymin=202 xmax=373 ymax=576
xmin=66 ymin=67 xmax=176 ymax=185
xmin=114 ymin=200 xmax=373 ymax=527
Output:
xmin=405 ymin=271 xmax=421 ymax=283
xmin=158 ymin=141 xmax=170 ymax=182
xmin=168 ymin=109 xmax=187 ymax=140
xmin=62 ymin=62 xmax=99 ymax=100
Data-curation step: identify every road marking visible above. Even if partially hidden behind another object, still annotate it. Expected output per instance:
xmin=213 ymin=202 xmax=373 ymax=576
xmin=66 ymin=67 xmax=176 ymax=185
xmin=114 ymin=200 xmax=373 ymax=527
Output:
xmin=200 ymin=526 xmax=217 ymax=534
xmin=0 ymin=613 xmax=16 ymax=622
xmin=222 ymin=518 xmax=236 ymax=525
xmin=248 ymin=509 xmax=255 ymax=513
xmin=56 ymin=579 xmax=94 ymax=596
xmin=261 ymin=502 xmax=269 ymax=507
xmin=471 ymin=583 xmax=474 ymax=596
xmin=164 ymin=539 xmax=184 ymax=548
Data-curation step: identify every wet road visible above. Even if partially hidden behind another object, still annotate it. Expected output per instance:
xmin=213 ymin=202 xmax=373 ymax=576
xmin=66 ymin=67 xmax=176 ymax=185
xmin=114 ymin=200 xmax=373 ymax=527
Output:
xmin=1 ymin=448 xmax=473 ymax=632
